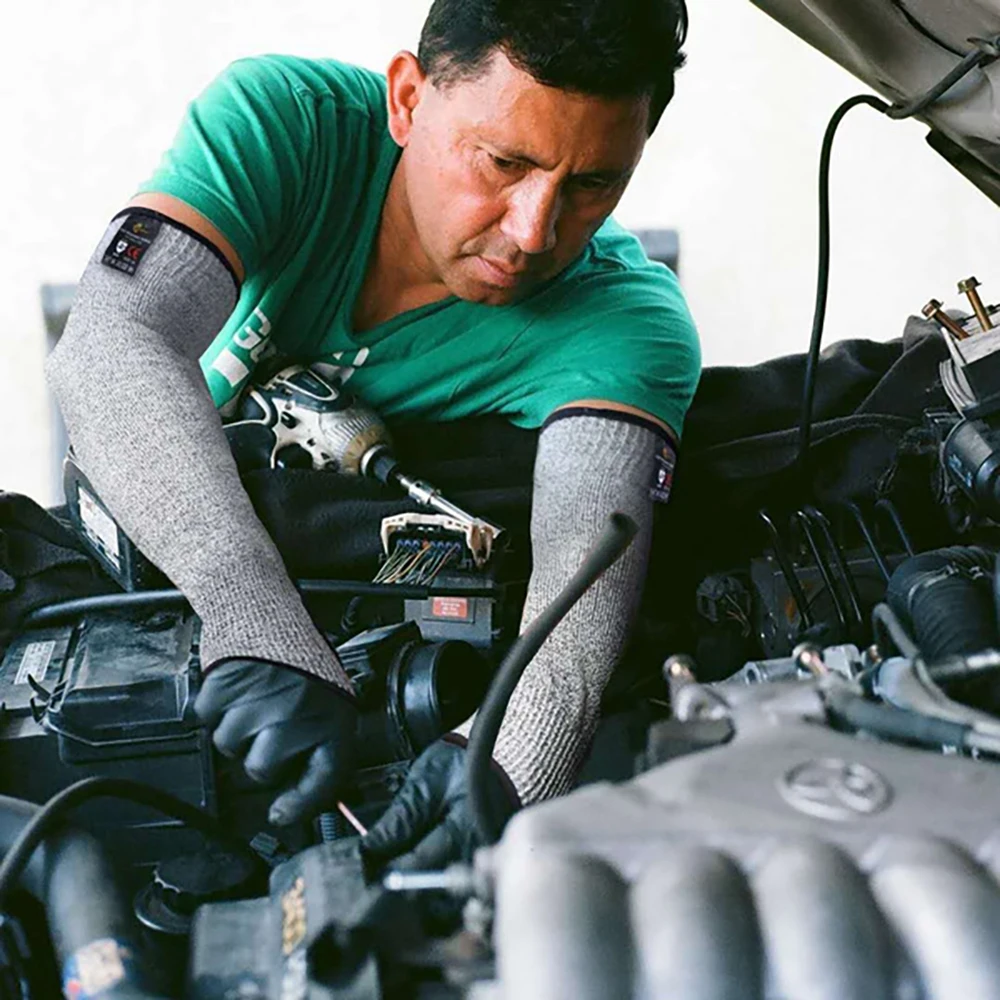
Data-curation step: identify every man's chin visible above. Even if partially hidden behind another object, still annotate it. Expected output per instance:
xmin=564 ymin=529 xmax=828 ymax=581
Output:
xmin=477 ymin=286 xmax=525 ymax=306
xmin=450 ymin=270 xmax=537 ymax=306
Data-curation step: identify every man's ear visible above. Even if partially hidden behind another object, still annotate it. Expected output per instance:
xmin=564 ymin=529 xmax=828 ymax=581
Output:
xmin=385 ymin=50 xmax=427 ymax=147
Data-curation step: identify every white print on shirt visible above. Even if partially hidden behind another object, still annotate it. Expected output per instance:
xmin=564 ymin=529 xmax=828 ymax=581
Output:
xmin=313 ymin=347 xmax=370 ymax=387
xmin=211 ymin=307 xmax=274 ymax=388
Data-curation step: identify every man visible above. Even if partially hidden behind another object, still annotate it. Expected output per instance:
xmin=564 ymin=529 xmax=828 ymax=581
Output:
xmin=47 ymin=0 xmax=699 ymax=869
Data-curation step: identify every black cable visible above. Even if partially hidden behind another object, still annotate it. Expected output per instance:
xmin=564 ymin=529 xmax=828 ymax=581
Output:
xmin=21 ymin=578 xmax=500 ymax=627
xmin=0 ymin=777 xmax=255 ymax=906
xmin=825 ymin=686 xmax=970 ymax=749
xmin=886 ymin=37 xmax=1000 ymax=120
xmin=796 ymin=93 xmax=888 ymax=479
xmin=796 ymin=34 xmax=1000 ymax=481
xmin=466 ymin=513 xmax=638 ymax=847
xmin=758 ymin=509 xmax=814 ymax=628
xmin=875 ymin=498 xmax=916 ymax=557
xmin=847 ymin=502 xmax=892 ymax=582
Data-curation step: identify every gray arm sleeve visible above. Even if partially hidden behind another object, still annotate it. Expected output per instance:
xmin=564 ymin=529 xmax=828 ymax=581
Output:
xmin=478 ymin=414 xmax=658 ymax=805
xmin=45 ymin=217 xmax=351 ymax=691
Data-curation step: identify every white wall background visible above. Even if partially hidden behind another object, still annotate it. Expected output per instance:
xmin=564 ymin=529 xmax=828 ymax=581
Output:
xmin=3 ymin=0 xmax=1000 ymax=504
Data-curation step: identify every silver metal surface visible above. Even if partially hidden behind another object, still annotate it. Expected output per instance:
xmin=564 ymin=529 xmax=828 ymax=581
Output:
xmin=778 ymin=758 xmax=893 ymax=821
xmin=394 ymin=472 xmax=482 ymax=526
xmin=488 ymin=679 xmax=1000 ymax=999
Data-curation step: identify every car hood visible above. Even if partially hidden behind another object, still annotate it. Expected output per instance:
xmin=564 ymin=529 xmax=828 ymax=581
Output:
xmin=750 ymin=0 xmax=1000 ymax=204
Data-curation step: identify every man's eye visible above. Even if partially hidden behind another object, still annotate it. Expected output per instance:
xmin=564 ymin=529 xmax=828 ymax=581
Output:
xmin=572 ymin=177 xmax=615 ymax=193
xmin=490 ymin=155 xmax=519 ymax=172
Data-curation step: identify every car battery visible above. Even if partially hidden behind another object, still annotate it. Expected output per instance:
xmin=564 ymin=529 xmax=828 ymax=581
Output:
xmin=0 ymin=608 xmax=214 ymax=869
xmin=63 ymin=450 xmax=167 ymax=591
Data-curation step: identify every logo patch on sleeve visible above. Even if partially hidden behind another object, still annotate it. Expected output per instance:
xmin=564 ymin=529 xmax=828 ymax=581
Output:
xmin=101 ymin=214 xmax=162 ymax=276
xmin=651 ymin=440 xmax=676 ymax=504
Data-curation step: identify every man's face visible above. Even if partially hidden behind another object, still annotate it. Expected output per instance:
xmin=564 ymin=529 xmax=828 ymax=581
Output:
xmin=391 ymin=50 xmax=650 ymax=305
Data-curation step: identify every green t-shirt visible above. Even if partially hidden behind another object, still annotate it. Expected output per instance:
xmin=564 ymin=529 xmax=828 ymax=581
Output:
xmin=139 ymin=55 xmax=701 ymax=435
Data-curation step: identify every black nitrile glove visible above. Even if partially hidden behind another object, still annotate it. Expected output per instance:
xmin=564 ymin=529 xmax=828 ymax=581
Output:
xmin=194 ymin=659 xmax=358 ymax=826
xmin=362 ymin=739 xmax=518 ymax=871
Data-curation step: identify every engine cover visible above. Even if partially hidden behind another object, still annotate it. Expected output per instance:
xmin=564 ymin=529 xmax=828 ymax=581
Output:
xmin=488 ymin=682 xmax=1000 ymax=999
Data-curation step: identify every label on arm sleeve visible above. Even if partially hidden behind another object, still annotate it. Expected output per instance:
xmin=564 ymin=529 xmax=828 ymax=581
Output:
xmin=101 ymin=214 xmax=162 ymax=276
xmin=651 ymin=440 xmax=676 ymax=505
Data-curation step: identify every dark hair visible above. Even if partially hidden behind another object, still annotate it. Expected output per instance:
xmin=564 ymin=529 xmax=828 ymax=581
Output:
xmin=417 ymin=0 xmax=688 ymax=133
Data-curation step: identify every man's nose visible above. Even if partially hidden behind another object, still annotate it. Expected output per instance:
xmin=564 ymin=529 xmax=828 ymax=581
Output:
xmin=500 ymin=177 xmax=561 ymax=256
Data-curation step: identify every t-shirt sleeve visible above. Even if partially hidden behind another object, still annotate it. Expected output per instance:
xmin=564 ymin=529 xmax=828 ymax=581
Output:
xmin=136 ymin=57 xmax=314 ymax=275
xmin=519 ymin=264 xmax=702 ymax=439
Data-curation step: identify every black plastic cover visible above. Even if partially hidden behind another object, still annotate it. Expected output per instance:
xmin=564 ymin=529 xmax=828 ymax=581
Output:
xmin=42 ymin=610 xmax=199 ymax=761
xmin=0 ymin=611 xmax=213 ymax=871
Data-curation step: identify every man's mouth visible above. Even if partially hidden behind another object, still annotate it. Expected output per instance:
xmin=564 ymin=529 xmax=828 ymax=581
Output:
xmin=475 ymin=256 xmax=529 ymax=289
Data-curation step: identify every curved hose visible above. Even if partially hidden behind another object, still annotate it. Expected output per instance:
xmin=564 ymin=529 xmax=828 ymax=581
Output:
xmin=0 ymin=777 xmax=255 ymax=905
xmin=466 ymin=513 xmax=638 ymax=846
xmin=886 ymin=547 xmax=997 ymax=659
xmin=885 ymin=546 xmax=1000 ymax=713
xmin=825 ymin=687 xmax=970 ymax=750
xmin=0 ymin=793 xmax=168 ymax=999
xmin=797 ymin=94 xmax=889 ymax=479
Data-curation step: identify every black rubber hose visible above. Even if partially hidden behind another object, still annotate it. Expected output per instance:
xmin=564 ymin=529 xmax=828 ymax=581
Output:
xmin=885 ymin=36 xmax=1000 ymax=119
xmin=796 ymin=94 xmax=888 ymax=480
xmin=0 ymin=794 xmax=166 ymax=999
xmin=467 ymin=513 xmax=638 ymax=847
xmin=886 ymin=547 xmax=997 ymax=661
xmin=885 ymin=546 xmax=1000 ymax=712
xmin=20 ymin=578 xmax=499 ymax=627
xmin=0 ymin=777 xmax=255 ymax=906
xmin=825 ymin=688 xmax=970 ymax=750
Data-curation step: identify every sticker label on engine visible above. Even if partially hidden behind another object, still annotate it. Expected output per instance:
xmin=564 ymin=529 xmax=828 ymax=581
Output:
xmin=78 ymin=485 xmax=121 ymax=571
xmin=279 ymin=876 xmax=308 ymax=1000
xmin=431 ymin=596 xmax=470 ymax=620
xmin=281 ymin=876 xmax=307 ymax=956
xmin=15 ymin=640 xmax=55 ymax=686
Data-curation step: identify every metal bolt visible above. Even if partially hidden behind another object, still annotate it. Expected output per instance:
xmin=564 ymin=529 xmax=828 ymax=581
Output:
xmin=664 ymin=655 xmax=696 ymax=685
xmin=793 ymin=642 xmax=827 ymax=677
xmin=958 ymin=276 xmax=994 ymax=331
xmin=383 ymin=865 xmax=478 ymax=897
xmin=923 ymin=299 xmax=969 ymax=340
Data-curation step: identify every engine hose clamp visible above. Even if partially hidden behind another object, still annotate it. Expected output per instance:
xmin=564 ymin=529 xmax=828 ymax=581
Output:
xmin=903 ymin=559 xmax=995 ymax=620
xmin=902 ymin=564 xmax=966 ymax=617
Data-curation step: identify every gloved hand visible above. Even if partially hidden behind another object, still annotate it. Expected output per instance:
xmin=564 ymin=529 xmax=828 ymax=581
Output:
xmin=194 ymin=659 xmax=358 ymax=826
xmin=362 ymin=739 xmax=518 ymax=871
